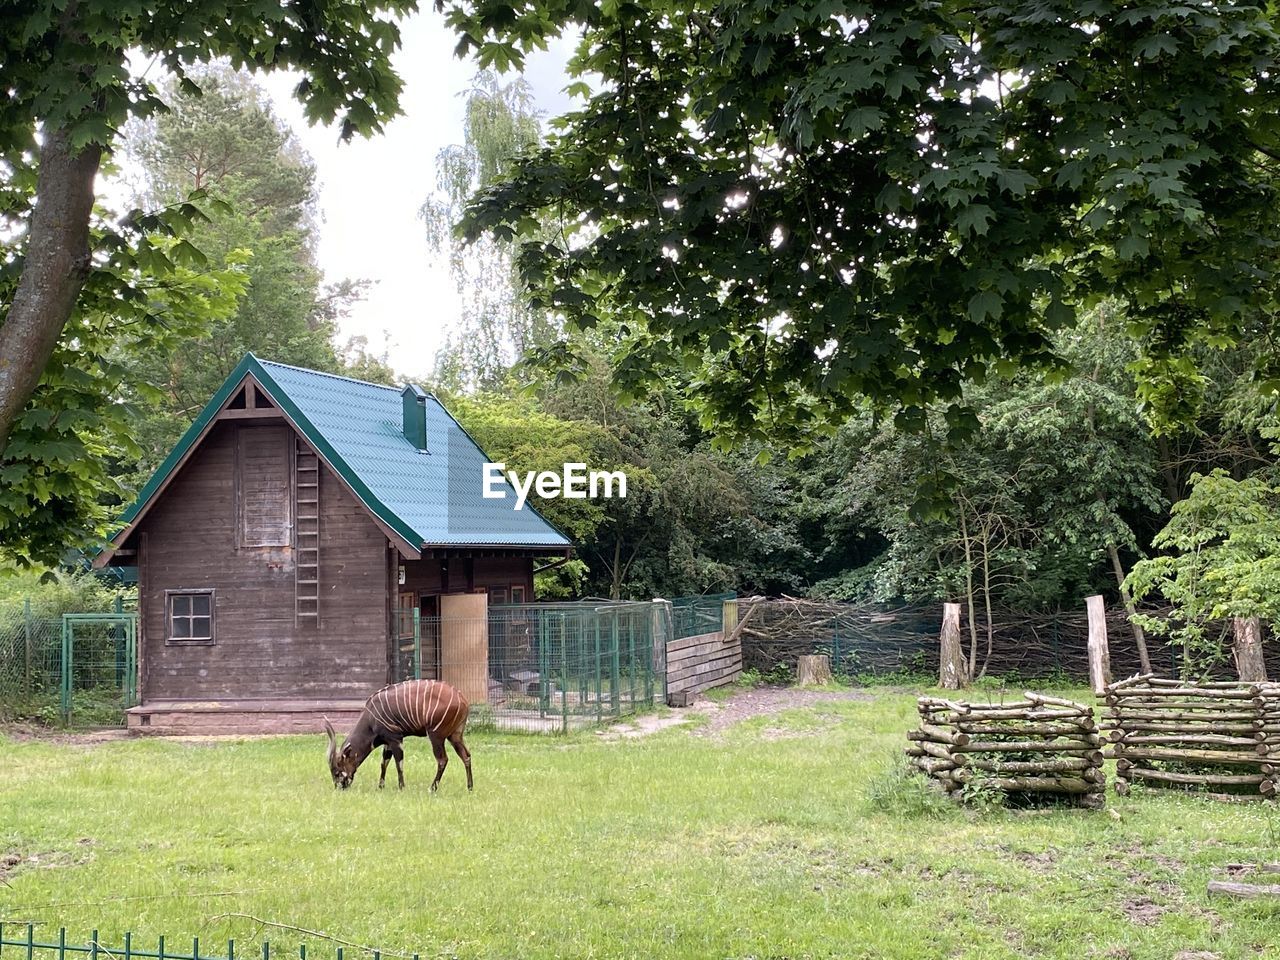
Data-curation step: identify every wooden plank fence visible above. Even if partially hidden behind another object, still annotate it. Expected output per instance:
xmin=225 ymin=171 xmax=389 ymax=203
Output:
xmin=665 ymin=628 xmax=742 ymax=698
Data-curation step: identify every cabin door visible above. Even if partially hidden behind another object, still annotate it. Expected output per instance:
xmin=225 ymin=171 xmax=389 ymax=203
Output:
xmin=439 ymin=593 xmax=488 ymax=705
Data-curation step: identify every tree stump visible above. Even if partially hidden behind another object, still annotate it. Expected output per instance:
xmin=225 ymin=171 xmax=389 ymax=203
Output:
xmin=797 ymin=655 xmax=832 ymax=686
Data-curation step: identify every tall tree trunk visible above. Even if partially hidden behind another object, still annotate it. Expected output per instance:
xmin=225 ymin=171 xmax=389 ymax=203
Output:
xmin=610 ymin=538 xmax=623 ymax=601
xmin=959 ymin=509 xmax=978 ymax=682
xmin=0 ymin=127 xmax=102 ymax=455
xmin=1232 ymin=617 xmax=1267 ymax=682
xmin=1107 ymin=543 xmax=1153 ymax=674
xmin=979 ymin=539 xmax=995 ymax=679
xmin=939 ymin=602 xmax=966 ymax=690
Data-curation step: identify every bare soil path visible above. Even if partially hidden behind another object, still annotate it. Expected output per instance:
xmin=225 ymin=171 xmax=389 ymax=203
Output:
xmin=692 ymin=684 xmax=872 ymax=738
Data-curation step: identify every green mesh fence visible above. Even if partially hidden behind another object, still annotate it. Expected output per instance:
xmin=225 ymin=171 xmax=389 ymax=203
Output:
xmin=0 ymin=603 xmax=137 ymax=726
xmin=394 ymin=601 xmax=667 ymax=733
xmin=0 ymin=602 xmax=61 ymax=724
xmin=669 ymin=592 xmax=735 ymax=639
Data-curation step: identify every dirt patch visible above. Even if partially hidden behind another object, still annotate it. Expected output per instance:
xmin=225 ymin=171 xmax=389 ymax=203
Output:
xmin=691 ymin=685 xmax=871 ymax=739
xmin=1 ymin=723 xmax=131 ymax=746
xmin=1122 ymin=897 xmax=1166 ymax=926
xmin=595 ymin=711 xmax=693 ymax=740
xmin=1 ymin=844 xmax=94 ymax=885
xmin=1001 ymin=845 xmax=1058 ymax=873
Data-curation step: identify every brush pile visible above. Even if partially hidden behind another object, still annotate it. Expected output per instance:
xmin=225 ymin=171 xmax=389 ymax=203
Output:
xmin=1102 ymin=675 xmax=1280 ymax=799
xmin=906 ymin=693 xmax=1105 ymax=808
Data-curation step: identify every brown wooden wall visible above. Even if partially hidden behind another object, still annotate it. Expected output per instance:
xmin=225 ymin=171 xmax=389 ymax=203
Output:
xmin=666 ymin=630 xmax=742 ymax=697
xmin=398 ymin=556 xmax=533 ymax=600
xmin=134 ymin=420 xmax=389 ymax=701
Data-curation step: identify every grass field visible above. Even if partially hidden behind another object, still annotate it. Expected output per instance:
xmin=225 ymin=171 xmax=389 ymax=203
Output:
xmin=4 ymin=685 xmax=1280 ymax=959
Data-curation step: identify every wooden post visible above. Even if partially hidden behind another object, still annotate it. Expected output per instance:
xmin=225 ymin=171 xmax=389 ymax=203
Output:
xmin=1232 ymin=617 xmax=1267 ymax=682
xmin=1086 ymin=595 xmax=1111 ymax=695
xmin=939 ymin=602 xmax=965 ymax=690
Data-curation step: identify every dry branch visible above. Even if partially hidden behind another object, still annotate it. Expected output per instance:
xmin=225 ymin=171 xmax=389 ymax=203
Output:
xmin=205 ymin=914 xmax=412 ymax=958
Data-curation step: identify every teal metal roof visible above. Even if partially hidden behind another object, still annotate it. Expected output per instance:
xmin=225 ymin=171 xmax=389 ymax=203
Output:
xmin=113 ymin=354 xmax=570 ymax=552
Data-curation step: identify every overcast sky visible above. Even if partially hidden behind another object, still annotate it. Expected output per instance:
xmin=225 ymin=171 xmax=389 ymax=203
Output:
xmin=255 ymin=15 xmax=578 ymax=381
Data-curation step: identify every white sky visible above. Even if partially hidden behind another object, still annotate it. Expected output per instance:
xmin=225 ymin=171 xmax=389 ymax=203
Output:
xmin=252 ymin=15 xmax=577 ymax=381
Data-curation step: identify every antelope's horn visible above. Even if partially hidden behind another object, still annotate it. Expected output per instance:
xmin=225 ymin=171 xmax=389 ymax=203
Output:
xmin=323 ymin=717 xmax=337 ymax=764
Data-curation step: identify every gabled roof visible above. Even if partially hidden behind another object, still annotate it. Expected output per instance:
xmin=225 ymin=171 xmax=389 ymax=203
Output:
xmin=103 ymin=354 xmax=570 ymax=559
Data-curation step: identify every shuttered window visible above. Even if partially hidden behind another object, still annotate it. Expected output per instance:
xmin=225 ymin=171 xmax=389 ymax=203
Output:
xmin=167 ymin=590 xmax=214 ymax=643
xmin=237 ymin=425 xmax=292 ymax=547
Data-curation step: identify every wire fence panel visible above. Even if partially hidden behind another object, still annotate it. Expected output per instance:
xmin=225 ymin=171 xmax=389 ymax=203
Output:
xmin=61 ymin=614 xmax=137 ymax=726
xmin=669 ymin=592 xmax=735 ymax=639
xmin=0 ymin=603 xmax=62 ymax=724
xmin=393 ymin=601 xmax=666 ymax=733
xmin=0 ymin=604 xmax=136 ymax=726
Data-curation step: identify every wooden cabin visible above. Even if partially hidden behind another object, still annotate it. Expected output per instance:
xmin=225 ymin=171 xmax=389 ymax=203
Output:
xmin=95 ymin=354 xmax=571 ymax=734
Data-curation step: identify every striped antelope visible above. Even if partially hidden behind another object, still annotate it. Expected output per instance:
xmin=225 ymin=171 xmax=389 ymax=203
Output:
xmin=324 ymin=679 xmax=473 ymax=791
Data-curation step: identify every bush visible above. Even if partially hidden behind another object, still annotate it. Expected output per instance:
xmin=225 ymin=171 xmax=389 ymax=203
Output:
xmin=0 ymin=565 xmax=134 ymax=620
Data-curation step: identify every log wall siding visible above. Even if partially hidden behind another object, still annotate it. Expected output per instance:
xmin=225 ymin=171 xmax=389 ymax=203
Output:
xmin=666 ymin=629 xmax=742 ymax=696
xmin=137 ymin=420 xmax=388 ymax=700
xmin=399 ymin=556 xmax=533 ymax=599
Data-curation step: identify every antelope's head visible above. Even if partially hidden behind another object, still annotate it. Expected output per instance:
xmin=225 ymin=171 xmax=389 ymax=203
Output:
xmin=324 ymin=718 xmax=358 ymax=789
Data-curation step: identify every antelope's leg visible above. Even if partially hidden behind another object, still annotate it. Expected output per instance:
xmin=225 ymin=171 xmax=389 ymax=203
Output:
xmin=448 ymin=732 xmax=473 ymax=792
xmin=379 ymin=746 xmax=393 ymax=789
xmin=393 ymin=741 xmax=405 ymax=789
xmin=429 ymin=735 xmax=448 ymax=791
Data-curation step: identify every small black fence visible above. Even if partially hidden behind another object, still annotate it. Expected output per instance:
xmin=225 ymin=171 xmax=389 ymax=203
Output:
xmin=0 ymin=925 xmax=405 ymax=960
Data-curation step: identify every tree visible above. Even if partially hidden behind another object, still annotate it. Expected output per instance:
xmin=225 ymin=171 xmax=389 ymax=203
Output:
xmin=452 ymin=377 xmax=753 ymax=600
xmin=421 ymin=71 xmax=551 ymax=388
xmin=0 ymin=243 xmax=246 ymax=564
xmin=0 ymin=0 xmax=418 ymax=461
xmin=1126 ymin=468 xmax=1280 ymax=678
xmin=119 ymin=66 xmax=387 ymax=475
xmin=443 ymin=1 xmax=1280 ymax=452
xmin=823 ymin=311 xmax=1164 ymax=677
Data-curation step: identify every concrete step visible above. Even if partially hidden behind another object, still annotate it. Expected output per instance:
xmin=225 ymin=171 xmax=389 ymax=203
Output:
xmin=127 ymin=700 xmax=365 ymax=736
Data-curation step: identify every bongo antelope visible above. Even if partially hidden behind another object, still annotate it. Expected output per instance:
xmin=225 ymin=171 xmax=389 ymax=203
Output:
xmin=324 ymin=679 xmax=472 ymax=791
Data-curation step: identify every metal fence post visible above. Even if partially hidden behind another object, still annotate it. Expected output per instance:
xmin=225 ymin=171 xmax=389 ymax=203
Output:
xmin=538 ymin=612 xmax=550 ymax=716
xmin=22 ymin=597 xmax=32 ymax=693
xmin=560 ymin=614 xmax=569 ymax=734
xmin=594 ymin=615 xmax=602 ymax=722
xmin=643 ymin=611 xmax=653 ymax=703
xmin=113 ymin=595 xmax=124 ymax=687
xmin=59 ymin=618 xmax=71 ymax=725
xmin=412 ymin=608 xmax=421 ymax=680
xmin=628 ymin=610 xmax=637 ymax=708
xmin=610 ymin=610 xmax=621 ymax=716
xmin=131 ymin=617 xmax=138 ymax=707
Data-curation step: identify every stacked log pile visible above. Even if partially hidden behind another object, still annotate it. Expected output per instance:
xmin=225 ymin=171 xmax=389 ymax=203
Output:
xmin=905 ymin=693 xmax=1105 ymax=808
xmin=1103 ymin=676 xmax=1280 ymax=799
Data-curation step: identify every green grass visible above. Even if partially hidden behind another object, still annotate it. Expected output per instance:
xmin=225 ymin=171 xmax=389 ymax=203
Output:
xmin=5 ymin=688 xmax=1280 ymax=959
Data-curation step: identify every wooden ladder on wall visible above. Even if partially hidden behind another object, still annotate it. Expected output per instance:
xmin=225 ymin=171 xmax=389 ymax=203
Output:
xmin=295 ymin=438 xmax=320 ymax=624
